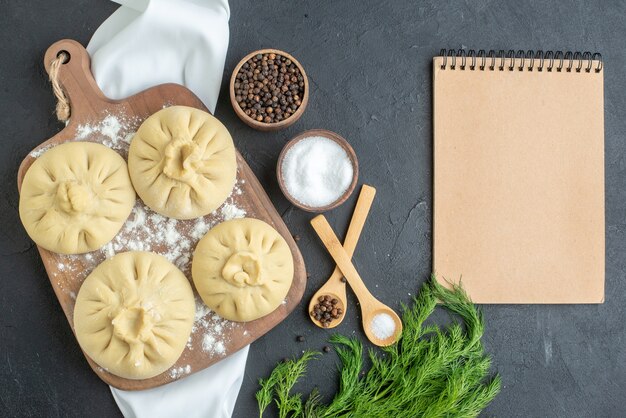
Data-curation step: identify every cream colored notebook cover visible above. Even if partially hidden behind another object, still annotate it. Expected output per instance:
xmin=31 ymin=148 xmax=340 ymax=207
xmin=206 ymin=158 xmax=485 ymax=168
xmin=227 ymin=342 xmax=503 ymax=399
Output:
xmin=433 ymin=50 xmax=605 ymax=303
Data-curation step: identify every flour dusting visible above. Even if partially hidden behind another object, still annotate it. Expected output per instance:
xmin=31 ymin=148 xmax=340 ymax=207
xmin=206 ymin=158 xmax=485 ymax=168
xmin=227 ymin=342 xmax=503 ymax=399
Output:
xmin=29 ymin=144 xmax=54 ymax=158
xmin=97 ymin=178 xmax=245 ymax=272
xmin=221 ymin=203 xmax=246 ymax=220
xmin=40 ymin=110 xmax=249 ymax=380
xmin=191 ymin=297 xmax=233 ymax=357
xmin=169 ymin=365 xmax=191 ymax=379
xmin=76 ymin=113 xmax=139 ymax=152
xmin=29 ymin=111 xmax=139 ymax=160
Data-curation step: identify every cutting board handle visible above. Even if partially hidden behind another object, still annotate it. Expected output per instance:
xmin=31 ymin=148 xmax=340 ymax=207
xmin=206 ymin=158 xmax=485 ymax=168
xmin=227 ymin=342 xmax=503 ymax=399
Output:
xmin=43 ymin=39 xmax=110 ymax=120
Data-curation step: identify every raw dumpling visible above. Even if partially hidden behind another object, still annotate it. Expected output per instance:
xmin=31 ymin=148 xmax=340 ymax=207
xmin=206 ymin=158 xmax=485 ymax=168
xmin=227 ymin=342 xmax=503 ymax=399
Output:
xmin=192 ymin=218 xmax=294 ymax=322
xmin=19 ymin=141 xmax=135 ymax=254
xmin=128 ymin=106 xmax=237 ymax=219
xmin=73 ymin=251 xmax=195 ymax=380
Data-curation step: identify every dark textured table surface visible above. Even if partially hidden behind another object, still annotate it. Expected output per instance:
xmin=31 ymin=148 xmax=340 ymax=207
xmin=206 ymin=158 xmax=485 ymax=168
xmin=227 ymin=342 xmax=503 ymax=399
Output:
xmin=2 ymin=1 xmax=625 ymax=417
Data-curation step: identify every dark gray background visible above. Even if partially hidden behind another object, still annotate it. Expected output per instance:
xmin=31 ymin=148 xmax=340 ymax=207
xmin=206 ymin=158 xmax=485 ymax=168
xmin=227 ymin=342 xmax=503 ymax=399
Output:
xmin=1 ymin=0 xmax=624 ymax=416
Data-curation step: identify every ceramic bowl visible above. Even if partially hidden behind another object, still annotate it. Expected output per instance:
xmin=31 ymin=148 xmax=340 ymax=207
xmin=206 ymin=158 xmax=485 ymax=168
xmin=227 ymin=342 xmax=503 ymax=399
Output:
xmin=230 ymin=49 xmax=309 ymax=131
xmin=276 ymin=129 xmax=359 ymax=212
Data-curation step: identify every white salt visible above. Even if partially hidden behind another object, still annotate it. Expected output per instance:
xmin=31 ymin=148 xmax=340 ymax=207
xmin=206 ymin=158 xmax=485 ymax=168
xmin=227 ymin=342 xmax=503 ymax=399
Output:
xmin=281 ymin=136 xmax=354 ymax=207
xmin=370 ymin=313 xmax=396 ymax=340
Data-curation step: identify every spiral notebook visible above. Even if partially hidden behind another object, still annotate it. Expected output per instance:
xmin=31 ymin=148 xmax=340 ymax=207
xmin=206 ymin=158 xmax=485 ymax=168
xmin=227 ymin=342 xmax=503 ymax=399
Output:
xmin=433 ymin=50 xmax=605 ymax=303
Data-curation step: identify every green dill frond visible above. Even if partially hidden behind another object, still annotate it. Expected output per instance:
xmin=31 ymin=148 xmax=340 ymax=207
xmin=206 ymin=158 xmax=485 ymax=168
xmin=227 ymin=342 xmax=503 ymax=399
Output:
xmin=256 ymin=275 xmax=501 ymax=418
xmin=257 ymin=351 xmax=319 ymax=418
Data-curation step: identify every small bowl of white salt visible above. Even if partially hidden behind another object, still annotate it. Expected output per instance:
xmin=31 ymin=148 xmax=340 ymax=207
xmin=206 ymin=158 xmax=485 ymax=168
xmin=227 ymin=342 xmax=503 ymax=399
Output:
xmin=277 ymin=129 xmax=358 ymax=212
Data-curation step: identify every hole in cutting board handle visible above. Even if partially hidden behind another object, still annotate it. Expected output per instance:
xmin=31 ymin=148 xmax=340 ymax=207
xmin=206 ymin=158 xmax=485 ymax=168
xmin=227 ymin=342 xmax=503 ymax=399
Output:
xmin=56 ymin=50 xmax=70 ymax=64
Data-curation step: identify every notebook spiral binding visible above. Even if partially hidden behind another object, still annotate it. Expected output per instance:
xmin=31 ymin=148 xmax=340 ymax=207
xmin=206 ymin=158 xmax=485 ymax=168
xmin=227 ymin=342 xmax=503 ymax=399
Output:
xmin=439 ymin=49 xmax=603 ymax=73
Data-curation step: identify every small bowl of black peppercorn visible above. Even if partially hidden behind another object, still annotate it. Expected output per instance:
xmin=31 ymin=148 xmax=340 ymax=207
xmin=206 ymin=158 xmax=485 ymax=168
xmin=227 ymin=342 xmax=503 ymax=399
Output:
xmin=230 ymin=49 xmax=309 ymax=131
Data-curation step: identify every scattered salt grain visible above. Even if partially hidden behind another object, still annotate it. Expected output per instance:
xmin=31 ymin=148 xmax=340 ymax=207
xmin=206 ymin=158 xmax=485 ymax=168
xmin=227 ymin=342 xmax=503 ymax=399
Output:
xmin=370 ymin=313 xmax=396 ymax=340
xmin=281 ymin=136 xmax=354 ymax=207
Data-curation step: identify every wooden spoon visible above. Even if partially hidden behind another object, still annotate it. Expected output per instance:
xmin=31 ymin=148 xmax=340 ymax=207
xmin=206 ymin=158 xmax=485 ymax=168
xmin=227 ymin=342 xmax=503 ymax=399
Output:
xmin=308 ymin=185 xmax=377 ymax=328
xmin=310 ymin=215 xmax=403 ymax=347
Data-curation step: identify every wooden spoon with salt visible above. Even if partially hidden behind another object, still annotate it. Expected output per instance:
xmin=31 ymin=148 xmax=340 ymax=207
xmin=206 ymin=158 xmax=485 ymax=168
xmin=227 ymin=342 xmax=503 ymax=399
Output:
xmin=310 ymin=215 xmax=403 ymax=347
xmin=308 ymin=185 xmax=376 ymax=329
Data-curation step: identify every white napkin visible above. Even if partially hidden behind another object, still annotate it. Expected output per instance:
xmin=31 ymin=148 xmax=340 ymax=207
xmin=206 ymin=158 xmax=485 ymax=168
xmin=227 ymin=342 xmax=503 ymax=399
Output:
xmin=110 ymin=346 xmax=249 ymax=418
xmin=86 ymin=1 xmax=250 ymax=417
xmin=88 ymin=0 xmax=230 ymax=112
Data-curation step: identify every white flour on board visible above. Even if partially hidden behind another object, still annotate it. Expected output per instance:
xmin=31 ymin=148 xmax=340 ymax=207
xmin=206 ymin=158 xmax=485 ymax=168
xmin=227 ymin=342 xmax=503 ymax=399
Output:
xmin=29 ymin=111 xmax=139 ymax=158
xmin=169 ymin=365 xmax=192 ymax=379
xmin=76 ymin=113 xmax=139 ymax=153
xmin=221 ymin=202 xmax=246 ymax=220
xmin=42 ymin=111 xmax=250 ymax=377
xmin=99 ymin=179 xmax=246 ymax=272
xmin=29 ymin=144 xmax=54 ymax=158
xmin=189 ymin=297 xmax=234 ymax=357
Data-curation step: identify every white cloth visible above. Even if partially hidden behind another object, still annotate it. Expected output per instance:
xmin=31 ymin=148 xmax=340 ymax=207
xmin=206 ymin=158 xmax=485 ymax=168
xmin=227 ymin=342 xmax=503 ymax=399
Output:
xmin=110 ymin=346 xmax=249 ymax=418
xmin=86 ymin=1 xmax=250 ymax=417
xmin=88 ymin=0 xmax=230 ymax=112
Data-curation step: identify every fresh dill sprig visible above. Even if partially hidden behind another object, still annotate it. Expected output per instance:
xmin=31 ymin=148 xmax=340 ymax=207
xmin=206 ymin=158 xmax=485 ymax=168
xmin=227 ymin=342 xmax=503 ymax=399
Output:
xmin=257 ymin=351 xmax=320 ymax=418
xmin=257 ymin=275 xmax=501 ymax=418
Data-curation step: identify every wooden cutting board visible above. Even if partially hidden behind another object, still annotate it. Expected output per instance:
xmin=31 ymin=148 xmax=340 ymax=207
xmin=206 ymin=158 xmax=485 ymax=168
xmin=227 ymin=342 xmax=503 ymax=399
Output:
xmin=16 ymin=39 xmax=307 ymax=390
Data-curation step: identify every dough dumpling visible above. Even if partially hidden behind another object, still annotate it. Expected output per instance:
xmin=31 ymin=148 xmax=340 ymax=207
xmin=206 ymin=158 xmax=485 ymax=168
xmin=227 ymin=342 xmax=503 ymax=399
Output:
xmin=73 ymin=251 xmax=195 ymax=380
xmin=128 ymin=106 xmax=237 ymax=219
xmin=19 ymin=141 xmax=135 ymax=254
xmin=192 ymin=218 xmax=294 ymax=322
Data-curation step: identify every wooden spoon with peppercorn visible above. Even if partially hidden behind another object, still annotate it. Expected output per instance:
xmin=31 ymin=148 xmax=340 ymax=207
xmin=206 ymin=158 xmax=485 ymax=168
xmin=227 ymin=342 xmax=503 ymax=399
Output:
xmin=310 ymin=214 xmax=402 ymax=347
xmin=308 ymin=185 xmax=376 ymax=329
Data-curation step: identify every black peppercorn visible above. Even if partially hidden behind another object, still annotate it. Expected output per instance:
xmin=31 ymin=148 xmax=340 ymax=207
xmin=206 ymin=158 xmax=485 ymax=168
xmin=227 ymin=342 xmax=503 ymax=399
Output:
xmin=310 ymin=294 xmax=344 ymax=327
xmin=234 ymin=52 xmax=305 ymax=124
